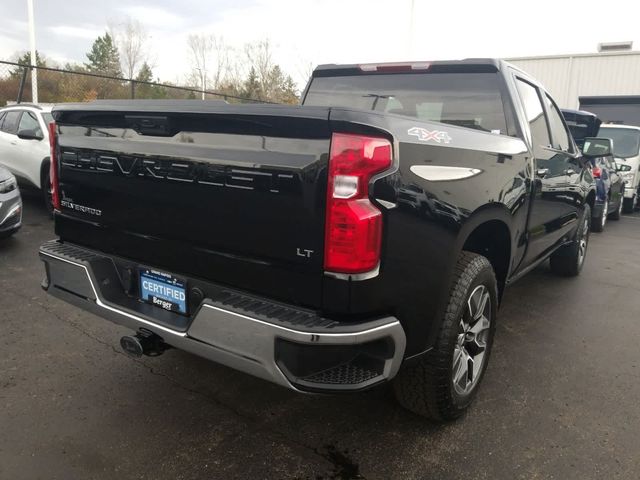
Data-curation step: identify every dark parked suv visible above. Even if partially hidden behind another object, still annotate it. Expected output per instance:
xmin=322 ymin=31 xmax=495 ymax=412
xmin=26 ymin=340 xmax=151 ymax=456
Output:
xmin=561 ymin=110 xmax=624 ymax=230
xmin=40 ymin=59 xmax=596 ymax=421
xmin=582 ymin=138 xmax=624 ymax=231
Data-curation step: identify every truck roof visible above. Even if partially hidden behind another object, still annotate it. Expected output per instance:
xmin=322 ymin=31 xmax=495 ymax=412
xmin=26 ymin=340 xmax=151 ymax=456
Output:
xmin=600 ymin=123 xmax=640 ymax=131
xmin=313 ymin=58 xmax=509 ymax=76
xmin=580 ymin=95 xmax=640 ymax=105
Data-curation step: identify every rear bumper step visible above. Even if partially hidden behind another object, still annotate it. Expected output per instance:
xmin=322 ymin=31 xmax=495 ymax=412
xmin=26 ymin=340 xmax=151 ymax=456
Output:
xmin=39 ymin=240 xmax=406 ymax=392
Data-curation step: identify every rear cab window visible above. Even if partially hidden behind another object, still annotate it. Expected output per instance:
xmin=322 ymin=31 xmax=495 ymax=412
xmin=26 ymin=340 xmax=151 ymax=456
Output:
xmin=303 ymin=70 xmax=513 ymax=136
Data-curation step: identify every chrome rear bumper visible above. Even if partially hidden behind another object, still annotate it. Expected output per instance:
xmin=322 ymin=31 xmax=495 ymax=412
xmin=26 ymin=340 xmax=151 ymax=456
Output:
xmin=39 ymin=241 xmax=406 ymax=392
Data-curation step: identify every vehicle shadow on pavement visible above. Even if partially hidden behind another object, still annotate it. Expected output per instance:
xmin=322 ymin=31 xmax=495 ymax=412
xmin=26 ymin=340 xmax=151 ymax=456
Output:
xmin=6 ymin=195 xmax=640 ymax=480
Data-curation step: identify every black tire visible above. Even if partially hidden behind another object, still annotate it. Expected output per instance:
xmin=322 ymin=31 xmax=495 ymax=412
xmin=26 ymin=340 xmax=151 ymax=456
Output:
xmin=41 ymin=167 xmax=54 ymax=215
xmin=550 ymin=203 xmax=590 ymax=277
xmin=591 ymin=197 xmax=607 ymax=233
xmin=393 ymin=251 xmax=498 ymax=422
xmin=0 ymin=229 xmax=17 ymax=239
xmin=610 ymin=190 xmax=623 ymax=221
xmin=622 ymin=195 xmax=636 ymax=214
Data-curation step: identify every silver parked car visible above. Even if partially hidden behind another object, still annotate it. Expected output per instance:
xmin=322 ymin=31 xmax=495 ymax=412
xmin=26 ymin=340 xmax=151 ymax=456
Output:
xmin=0 ymin=166 xmax=22 ymax=238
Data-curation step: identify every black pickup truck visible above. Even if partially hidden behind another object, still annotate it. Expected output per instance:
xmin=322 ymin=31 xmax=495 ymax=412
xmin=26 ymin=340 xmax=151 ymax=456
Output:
xmin=40 ymin=59 xmax=596 ymax=421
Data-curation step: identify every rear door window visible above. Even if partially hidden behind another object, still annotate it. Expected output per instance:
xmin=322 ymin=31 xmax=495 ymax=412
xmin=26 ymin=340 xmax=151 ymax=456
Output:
xmin=544 ymin=95 xmax=571 ymax=152
xmin=515 ymin=79 xmax=551 ymax=153
xmin=42 ymin=112 xmax=53 ymax=127
xmin=18 ymin=111 xmax=42 ymax=137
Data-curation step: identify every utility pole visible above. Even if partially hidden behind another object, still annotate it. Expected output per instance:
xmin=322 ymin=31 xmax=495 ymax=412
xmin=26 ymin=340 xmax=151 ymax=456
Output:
xmin=27 ymin=0 xmax=38 ymax=103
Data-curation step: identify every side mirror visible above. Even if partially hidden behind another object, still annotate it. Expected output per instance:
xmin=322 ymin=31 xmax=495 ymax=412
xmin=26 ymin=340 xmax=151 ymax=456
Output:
xmin=583 ymin=137 xmax=612 ymax=157
xmin=17 ymin=129 xmax=44 ymax=141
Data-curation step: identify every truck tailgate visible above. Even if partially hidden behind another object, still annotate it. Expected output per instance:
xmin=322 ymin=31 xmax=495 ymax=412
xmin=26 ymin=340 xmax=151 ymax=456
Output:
xmin=53 ymin=103 xmax=332 ymax=308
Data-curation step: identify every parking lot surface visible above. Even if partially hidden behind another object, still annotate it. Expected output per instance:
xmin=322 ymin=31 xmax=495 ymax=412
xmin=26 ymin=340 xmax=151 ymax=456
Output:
xmin=1 ymin=193 xmax=640 ymax=480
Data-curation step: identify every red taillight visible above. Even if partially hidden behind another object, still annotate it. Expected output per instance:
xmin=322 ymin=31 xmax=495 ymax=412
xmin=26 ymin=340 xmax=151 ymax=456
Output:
xmin=592 ymin=166 xmax=601 ymax=178
xmin=48 ymin=121 xmax=61 ymax=211
xmin=324 ymin=133 xmax=392 ymax=274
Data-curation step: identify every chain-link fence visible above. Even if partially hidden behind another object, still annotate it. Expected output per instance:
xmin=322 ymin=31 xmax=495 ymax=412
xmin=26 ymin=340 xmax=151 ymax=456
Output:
xmin=0 ymin=60 xmax=269 ymax=106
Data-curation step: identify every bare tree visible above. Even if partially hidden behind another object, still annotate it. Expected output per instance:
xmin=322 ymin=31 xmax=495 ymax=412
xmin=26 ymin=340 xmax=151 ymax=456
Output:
xmin=239 ymin=39 xmax=299 ymax=103
xmin=294 ymin=58 xmax=315 ymax=89
xmin=110 ymin=17 xmax=149 ymax=80
xmin=223 ymin=45 xmax=247 ymax=92
xmin=187 ymin=34 xmax=213 ymax=98
xmin=244 ymin=39 xmax=275 ymax=97
xmin=187 ymin=33 xmax=231 ymax=96
xmin=211 ymin=36 xmax=228 ymax=90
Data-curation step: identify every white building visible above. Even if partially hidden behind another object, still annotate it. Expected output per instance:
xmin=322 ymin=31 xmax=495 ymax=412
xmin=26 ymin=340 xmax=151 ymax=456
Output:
xmin=506 ymin=43 xmax=640 ymax=110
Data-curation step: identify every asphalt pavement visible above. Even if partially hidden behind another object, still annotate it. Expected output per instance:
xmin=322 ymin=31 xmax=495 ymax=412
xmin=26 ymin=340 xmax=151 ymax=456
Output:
xmin=1 ymin=192 xmax=639 ymax=480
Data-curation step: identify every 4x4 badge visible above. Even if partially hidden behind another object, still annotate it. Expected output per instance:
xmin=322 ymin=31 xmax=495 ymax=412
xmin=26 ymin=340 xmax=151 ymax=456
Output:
xmin=408 ymin=127 xmax=452 ymax=144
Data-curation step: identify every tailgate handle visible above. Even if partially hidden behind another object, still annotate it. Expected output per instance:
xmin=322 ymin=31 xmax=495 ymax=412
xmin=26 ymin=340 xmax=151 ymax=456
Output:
xmin=125 ymin=115 xmax=172 ymax=136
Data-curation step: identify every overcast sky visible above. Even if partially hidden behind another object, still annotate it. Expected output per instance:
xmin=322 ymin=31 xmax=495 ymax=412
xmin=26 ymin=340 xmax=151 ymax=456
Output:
xmin=2 ymin=0 xmax=640 ymax=89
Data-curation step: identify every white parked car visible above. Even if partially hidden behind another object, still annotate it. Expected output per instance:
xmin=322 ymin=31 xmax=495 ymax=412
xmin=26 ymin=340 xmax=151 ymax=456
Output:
xmin=599 ymin=124 xmax=640 ymax=213
xmin=0 ymin=104 xmax=53 ymax=209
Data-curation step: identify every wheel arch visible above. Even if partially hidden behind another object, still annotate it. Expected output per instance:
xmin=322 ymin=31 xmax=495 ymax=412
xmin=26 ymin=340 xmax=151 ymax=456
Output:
xmin=585 ymin=189 xmax=596 ymax=211
xmin=39 ymin=156 xmax=50 ymax=191
xmin=456 ymin=205 xmax=514 ymax=301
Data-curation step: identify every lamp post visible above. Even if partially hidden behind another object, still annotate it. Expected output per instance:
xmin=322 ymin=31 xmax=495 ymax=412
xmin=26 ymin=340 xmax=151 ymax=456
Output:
xmin=27 ymin=0 xmax=38 ymax=103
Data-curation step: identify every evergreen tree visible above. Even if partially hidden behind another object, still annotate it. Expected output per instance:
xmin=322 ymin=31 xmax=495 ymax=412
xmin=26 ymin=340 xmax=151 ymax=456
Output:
xmin=134 ymin=63 xmax=170 ymax=99
xmin=279 ymin=74 xmax=299 ymax=104
xmin=85 ymin=33 xmax=122 ymax=77
xmin=135 ymin=62 xmax=153 ymax=83
xmin=241 ymin=67 xmax=262 ymax=101
xmin=10 ymin=51 xmax=46 ymax=78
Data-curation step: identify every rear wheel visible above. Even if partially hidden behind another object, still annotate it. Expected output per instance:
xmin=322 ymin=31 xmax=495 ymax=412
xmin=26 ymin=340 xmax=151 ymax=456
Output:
xmin=41 ymin=168 xmax=53 ymax=215
xmin=550 ymin=203 xmax=590 ymax=277
xmin=610 ymin=189 xmax=623 ymax=221
xmin=591 ymin=197 xmax=608 ymax=232
xmin=622 ymin=194 xmax=636 ymax=214
xmin=0 ymin=229 xmax=18 ymax=239
xmin=393 ymin=251 xmax=497 ymax=421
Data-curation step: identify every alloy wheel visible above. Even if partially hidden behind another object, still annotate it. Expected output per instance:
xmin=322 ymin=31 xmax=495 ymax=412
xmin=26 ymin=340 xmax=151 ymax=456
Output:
xmin=452 ymin=285 xmax=492 ymax=396
xmin=601 ymin=197 xmax=608 ymax=229
xmin=578 ymin=215 xmax=590 ymax=266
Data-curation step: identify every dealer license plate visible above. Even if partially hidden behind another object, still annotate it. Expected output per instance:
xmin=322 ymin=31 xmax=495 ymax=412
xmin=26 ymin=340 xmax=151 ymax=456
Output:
xmin=139 ymin=268 xmax=187 ymax=315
